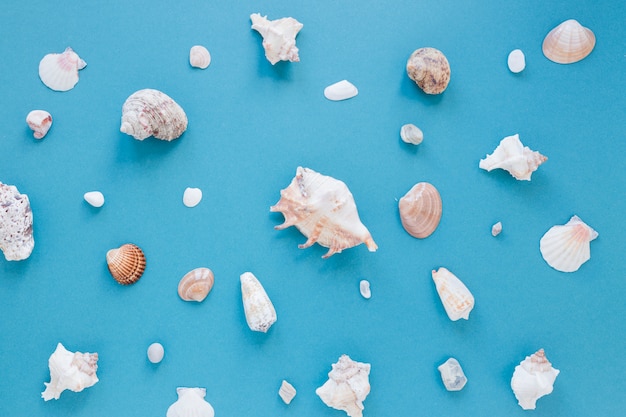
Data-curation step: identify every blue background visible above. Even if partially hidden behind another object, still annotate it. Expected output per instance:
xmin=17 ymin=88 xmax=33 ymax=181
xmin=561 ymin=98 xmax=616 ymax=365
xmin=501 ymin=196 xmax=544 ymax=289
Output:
xmin=1 ymin=0 xmax=625 ymax=416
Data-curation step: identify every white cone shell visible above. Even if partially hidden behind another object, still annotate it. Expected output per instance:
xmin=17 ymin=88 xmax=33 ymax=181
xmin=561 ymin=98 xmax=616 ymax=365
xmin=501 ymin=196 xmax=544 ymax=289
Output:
xmin=316 ymin=354 xmax=371 ymax=417
xmin=120 ymin=89 xmax=188 ymax=141
xmin=324 ymin=80 xmax=358 ymax=101
xmin=166 ymin=387 xmax=215 ymax=417
xmin=511 ymin=349 xmax=560 ymax=410
xmin=250 ymin=13 xmax=303 ymax=65
xmin=41 ymin=343 xmax=99 ymax=401
xmin=432 ymin=267 xmax=474 ymax=321
xmin=479 ymin=134 xmax=547 ymax=180
xmin=540 ymin=215 xmax=598 ymax=272
xmin=240 ymin=272 xmax=277 ymax=332
xmin=38 ymin=47 xmax=86 ymax=91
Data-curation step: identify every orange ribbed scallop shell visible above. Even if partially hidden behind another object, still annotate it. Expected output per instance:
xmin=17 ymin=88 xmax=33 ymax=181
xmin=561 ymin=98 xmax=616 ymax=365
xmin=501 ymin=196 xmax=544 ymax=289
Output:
xmin=178 ymin=267 xmax=214 ymax=302
xmin=398 ymin=182 xmax=442 ymax=238
xmin=106 ymin=243 xmax=146 ymax=285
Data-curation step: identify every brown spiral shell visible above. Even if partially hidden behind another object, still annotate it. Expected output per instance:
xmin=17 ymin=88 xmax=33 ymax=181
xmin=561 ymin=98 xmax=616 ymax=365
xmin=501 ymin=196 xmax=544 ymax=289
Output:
xmin=106 ymin=243 xmax=146 ymax=285
xmin=178 ymin=267 xmax=215 ymax=302
xmin=398 ymin=182 xmax=442 ymax=238
xmin=406 ymin=47 xmax=451 ymax=94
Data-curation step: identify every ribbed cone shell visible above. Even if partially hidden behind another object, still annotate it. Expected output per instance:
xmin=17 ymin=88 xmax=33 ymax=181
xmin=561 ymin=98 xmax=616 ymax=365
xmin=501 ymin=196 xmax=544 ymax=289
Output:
xmin=539 ymin=215 xmax=598 ymax=272
xmin=399 ymin=182 xmax=442 ymax=238
xmin=542 ymin=19 xmax=595 ymax=64
xmin=178 ymin=268 xmax=214 ymax=302
xmin=106 ymin=244 xmax=146 ymax=285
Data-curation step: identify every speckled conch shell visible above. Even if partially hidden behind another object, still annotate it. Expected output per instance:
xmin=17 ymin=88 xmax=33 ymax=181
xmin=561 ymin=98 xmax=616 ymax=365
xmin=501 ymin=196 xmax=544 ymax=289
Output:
xmin=251 ymin=13 xmax=303 ymax=65
xmin=0 ymin=182 xmax=34 ymax=261
xmin=189 ymin=45 xmax=211 ymax=69
xmin=270 ymin=167 xmax=377 ymax=258
xmin=406 ymin=47 xmax=451 ymax=94
xmin=41 ymin=343 xmax=99 ymax=401
xmin=120 ymin=89 xmax=188 ymax=141
xmin=178 ymin=267 xmax=214 ymax=302
xmin=398 ymin=182 xmax=442 ymax=239
xmin=431 ymin=267 xmax=474 ymax=321
xmin=38 ymin=47 xmax=86 ymax=91
xmin=240 ymin=272 xmax=277 ymax=332
xmin=106 ymin=243 xmax=146 ymax=285
xmin=26 ymin=110 xmax=53 ymax=139
xmin=167 ymin=387 xmax=215 ymax=417
xmin=542 ymin=19 xmax=595 ymax=64
xmin=511 ymin=349 xmax=560 ymax=410
xmin=316 ymin=354 xmax=371 ymax=417
xmin=479 ymin=134 xmax=547 ymax=180
xmin=540 ymin=215 xmax=598 ymax=272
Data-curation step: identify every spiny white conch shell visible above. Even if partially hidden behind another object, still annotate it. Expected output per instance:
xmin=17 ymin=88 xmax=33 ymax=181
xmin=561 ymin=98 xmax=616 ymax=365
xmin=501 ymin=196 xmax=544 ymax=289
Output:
xmin=270 ymin=167 xmax=378 ymax=258
xmin=189 ymin=45 xmax=211 ymax=69
xmin=120 ymin=89 xmax=188 ymax=141
xmin=511 ymin=349 xmax=560 ymax=410
xmin=41 ymin=343 xmax=99 ymax=401
xmin=84 ymin=191 xmax=104 ymax=208
xmin=240 ymin=272 xmax=277 ymax=332
xmin=507 ymin=49 xmax=526 ymax=73
xmin=540 ymin=215 xmax=598 ymax=272
xmin=250 ymin=13 xmax=303 ymax=65
xmin=542 ymin=19 xmax=595 ymax=64
xmin=38 ymin=47 xmax=86 ymax=91
xmin=0 ymin=182 xmax=34 ymax=261
xmin=406 ymin=47 xmax=451 ymax=94
xmin=178 ymin=267 xmax=214 ymax=302
xmin=279 ymin=380 xmax=297 ymax=404
xmin=400 ymin=123 xmax=423 ymax=145
xmin=324 ymin=80 xmax=358 ymax=101
xmin=479 ymin=134 xmax=547 ymax=181
xmin=316 ymin=354 xmax=371 ymax=417
xmin=398 ymin=182 xmax=442 ymax=239
xmin=167 ymin=387 xmax=215 ymax=417
xmin=431 ymin=267 xmax=475 ymax=321
xmin=26 ymin=110 xmax=53 ymax=139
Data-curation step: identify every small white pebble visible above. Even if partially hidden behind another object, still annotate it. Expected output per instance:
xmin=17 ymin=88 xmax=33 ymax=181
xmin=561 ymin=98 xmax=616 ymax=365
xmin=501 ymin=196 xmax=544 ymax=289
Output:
xmin=324 ymin=80 xmax=358 ymax=101
xmin=278 ymin=380 xmax=297 ymax=404
xmin=400 ymin=123 xmax=423 ymax=145
xmin=147 ymin=342 xmax=164 ymax=364
xmin=359 ymin=279 xmax=371 ymax=299
xmin=84 ymin=191 xmax=105 ymax=208
xmin=507 ymin=49 xmax=525 ymax=73
xmin=183 ymin=187 xmax=203 ymax=207
xmin=492 ymin=221 xmax=503 ymax=237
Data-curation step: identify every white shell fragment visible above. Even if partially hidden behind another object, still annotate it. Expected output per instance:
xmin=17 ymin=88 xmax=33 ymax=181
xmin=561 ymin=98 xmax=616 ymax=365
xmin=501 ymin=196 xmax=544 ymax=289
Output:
xmin=540 ymin=215 xmax=598 ymax=272
xmin=431 ymin=267 xmax=475 ymax=321
xmin=279 ymin=380 xmax=297 ymax=404
xmin=167 ymin=387 xmax=215 ymax=417
xmin=479 ymin=134 xmax=547 ymax=180
xmin=120 ymin=89 xmax=188 ymax=141
xmin=0 ymin=182 xmax=34 ymax=261
xmin=400 ymin=123 xmax=423 ymax=145
xmin=316 ymin=354 xmax=371 ymax=417
xmin=26 ymin=110 xmax=53 ymax=139
xmin=84 ymin=191 xmax=104 ymax=208
xmin=492 ymin=221 xmax=502 ymax=236
xmin=183 ymin=187 xmax=203 ymax=207
xmin=508 ymin=49 xmax=526 ymax=73
xmin=511 ymin=349 xmax=560 ymax=410
xmin=324 ymin=80 xmax=358 ymax=101
xmin=38 ymin=47 xmax=86 ymax=91
xmin=250 ymin=13 xmax=303 ymax=65
xmin=41 ymin=343 xmax=99 ymax=401
xmin=438 ymin=358 xmax=468 ymax=391
xmin=189 ymin=45 xmax=211 ymax=69
xmin=240 ymin=272 xmax=277 ymax=332
xmin=542 ymin=19 xmax=595 ymax=64
xmin=359 ymin=280 xmax=371 ymax=299
xmin=147 ymin=342 xmax=164 ymax=364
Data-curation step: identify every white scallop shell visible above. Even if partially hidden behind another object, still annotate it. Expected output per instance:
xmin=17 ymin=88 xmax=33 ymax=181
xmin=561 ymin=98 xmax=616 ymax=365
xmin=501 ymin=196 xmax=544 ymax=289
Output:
xmin=240 ymin=272 xmax=277 ymax=332
xmin=511 ymin=349 xmax=560 ymax=410
xmin=539 ymin=215 xmax=598 ymax=272
xmin=279 ymin=380 xmax=297 ymax=404
xmin=167 ymin=387 xmax=215 ymax=417
xmin=41 ymin=343 xmax=99 ymax=401
xmin=38 ymin=47 xmax=86 ymax=91
xmin=431 ymin=267 xmax=474 ymax=321
xmin=0 ymin=182 xmax=34 ymax=261
xmin=507 ymin=49 xmax=526 ymax=73
xmin=479 ymin=134 xmax=547 ymax=180
xmin=26 ymin=110 xmax=53 ymax=139
xmin=189 ymin=45 xmax=211 ymax=69
xmin=542 ymin=19 xmax=595 ymax=64
xmin=324 ymin=80 xmax=358 ymax=101
xmin=250 ymin=13 xmax=303 ymax=65
xmin=120 ymin=89 xmax=188 ymax=141
xmin=316 ymin=354 xmax=371 ymax=417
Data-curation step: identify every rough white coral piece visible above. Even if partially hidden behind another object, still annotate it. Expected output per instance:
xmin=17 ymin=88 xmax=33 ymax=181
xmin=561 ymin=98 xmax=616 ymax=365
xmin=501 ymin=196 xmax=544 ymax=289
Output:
xmin=250 ymin=13 xmax=303 ymax=65
xmin=479 ymin=134 xmax=547 ymax=180
xmin=324 ymin=80 xmax=358 ymax=101
xmin=431 ymin=267 xmax=474 ymax=321
xmin=400 ymin=123 xmax=423 ymax=145
xmin=41 ymin=343 xmax=99 ymax=401
xmin=359 ymin=280 xmax=371 ymax=299
xmin=167 ymin=387 xmax=215 ymax=417
xmin=438 ymin=357 xmax=468 ymax=391
xmin=240 ymin=272 xmax=277 ymax=332
xmin=279 ymin=380 xmax=297 ymax=404
xmin=38 ymin=47 xmax=86 ymax=91
xmin=540 ymin=215 xmax=598 ymax=272
xmin=26 ymin=110 xmax=53 ymax=139
xmin=508 ymin=49 xmax=526 ymax=73
xmin=183 ymin=187 xmax=202 ymax=207
xmin=189 ymin=45 xmax=211 ymax=69
xmin=120 ymin=89 xmax=188 ymax=141
xmin=316 ymin=354 xmax=371 ymax=417
xmin=491 ymin=221 xmax=502 ymax=236
xmin=84 ymin=191 xmax=104 ymax=208
xmin=0 ymin=182 xmax=34 ymax=261
xmin=511 ymin=349 xmax=560 ymax=410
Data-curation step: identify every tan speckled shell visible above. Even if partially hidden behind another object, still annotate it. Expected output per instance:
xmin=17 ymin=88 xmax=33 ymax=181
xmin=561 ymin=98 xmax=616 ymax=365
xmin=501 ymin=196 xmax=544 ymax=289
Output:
xmin=178 ymin=267 xmax=215 ymax=302
xmin=406 ymin=48 xmax=451 ymax=94
xmin=106 ymin=244 xmax=146 ymax=285
xmin=542 ymin=19 xmax=595 ymax=64
xmin=398 ymin=182 xmax=442 ymax=238
xmin=120 ymin=89 xmax=188 ymax=141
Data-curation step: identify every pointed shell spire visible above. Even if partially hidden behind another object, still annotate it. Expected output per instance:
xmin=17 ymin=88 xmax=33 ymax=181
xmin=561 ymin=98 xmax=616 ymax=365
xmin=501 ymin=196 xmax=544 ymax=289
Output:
xmin=542 ymin=19 xmax=595 ymax=64
xmin=316 ymin=354 xmax=371 ymax=417
xmin=511 ymin=349 xmax=560 ymax=410
xmin=479 ymin=134 xmax=547 ymax=180
xmin=41 ymin=343 xmax=99 ymax=401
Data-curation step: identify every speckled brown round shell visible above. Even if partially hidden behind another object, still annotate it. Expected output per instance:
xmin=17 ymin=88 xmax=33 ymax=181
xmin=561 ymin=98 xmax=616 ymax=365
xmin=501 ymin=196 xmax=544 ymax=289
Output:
xmin=406 ymin=47 xmax=451 ymax=94
xmin=106 ymin=243 xmax=146 ymax=285
xmin=178 ymin=267 xmax=214 ymax=302
xmin=398 ymin=182 xmax=442 ymax=238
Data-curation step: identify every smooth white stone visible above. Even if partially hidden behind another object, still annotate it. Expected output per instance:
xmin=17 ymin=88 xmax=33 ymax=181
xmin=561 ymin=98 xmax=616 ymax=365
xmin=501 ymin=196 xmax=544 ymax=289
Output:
xmin=84 ymin=191 xmax=104 ymax=208
xmin=438 ymin=358 xmax=467 ymax=391
xmin=508 ymin=49 xmax=526 ymax=73
xmin=147 ymin=342 xmax=164 ymax=364
xmin=183 ymin=187 xmax=202 ymax=207
xmin=359 ymin=280 xmax=371 ymax=299
xmin=492 ymin=221 xmax=503 ymax=236
xmin=324 ymin=80 xmax=358 ymax=101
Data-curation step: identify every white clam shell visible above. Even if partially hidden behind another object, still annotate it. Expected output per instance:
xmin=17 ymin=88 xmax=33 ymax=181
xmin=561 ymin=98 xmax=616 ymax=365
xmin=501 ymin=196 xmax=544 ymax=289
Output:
xmin=540 ymin=215 xmax=598 ymax=272
xmin=507 ymin=49 xmax=526 ymax=73
xmin=431 ymin=267 xmax=474 ymax=321
xmin=120 ymin=89 xmax=188 ymax=141
xmin=189 ymin=45 xmax=211 ymax=69
xmin=511 ymin=349 xmax=560 ymax=410
xmin=41 ymin=343 xmax=99 ymax=401
xmin=84 ymin=191 xmax=105 ymax=208
xmin=240 ymin=272 xmax=277 ymax=332
xmin=26 ymin=110 xmax=53 ymax=139
xmin=542 ymin=19 xmax=595 ymax=64
xmin=250 ymin=13 xmax=303 ymax=65
xmin=400 ymin=123 xmax=423 ymax=145
xmin=0 ymin=182 xmax=34 ymax=261
xmin=178 ymin=267 xmax=214 ymax=302
xmin=316 ymin=354 xmax=371 ymax=417
xmin=279 ymin=380 xmax=297 ymax=404
xmin=183 ymin=187 xmax=203 ymax=207
xmin=38 ymin=47 xmax=86 ymax=91
xmin=147 ymin=342 xmax=164 ymax=364
xmin=479 ymin=134 xmax=547 ymax=181
xmin=359 ymin=279 xmax=371 ymax=299
xmin=167 ymin=387 xmax=215 ymax=417
xmin=324 ymin=80 xmax=358 ymax=101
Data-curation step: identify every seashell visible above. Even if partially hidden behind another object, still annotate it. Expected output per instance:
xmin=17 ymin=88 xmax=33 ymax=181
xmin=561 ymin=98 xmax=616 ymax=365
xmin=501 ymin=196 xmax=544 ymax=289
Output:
xmin=539 ymin=215 xmax=598 ymax=272
xmin=431 ymin=267 xmax=474 ymax=321
xmin=250 ymin=13 xmax=303 ymax=65
xmin=189 ymin=45 xmax=211 ymax=69
xmin=41 ymin=343 xmax=98 ymax=401
xmin=398 ymin=182 xmax=442 ymax=239
xmin=178 ymin=267 xmax=214 ymax=302
xmin=511 ymin=348 xmax=560 ymax=410
xmin=147 ymin=342 xmax=164 ymax=364
xmin=324 ymin=80 xmax=358 ymax=101
xmin=406 ymin=47 xmax=451 ymax=94
xmin=84 ymin=191 xmax=104 ymax=208
xmin=38 ymin=47 xmax=86 ymax=91
xmin=240 ymin=272 xmax=277 ymax=332
xmin=167 ymin=387 xmax=215 ymax=417
xmin=316 ymin=354 xmax=371 ymax=417
xmin=542 ymin=19 xmax=595 ymax=64
xmin=106 ymin=243 xmax=146 ymax=285
xmin=270 ymin=167 xmax=377 ymax=258
xmin=279 ymin=380 xmax=297 ymax=404
xmin=0 ymin=182 xmax=34 ymax=261
xmin=183 ymin=187 xmax=202 ymax=207
xmin=26 ymin=110 xmax=53 ymax=139
xmin=438 ymin=357 xmax=467 ymax=391
xmin=400 ymin=123 xmax=423 ymax=145
xmin=120 ymin=89 xmax=188 ymax=141
xmin=479 ymin=134 xmax=547 ymax=181
xmin=491 ymin=221 xmax=503 ymax=237
xmin=507 ymin=49 xmax=526 ymax=73
xmin=359 ymin=279 xmax=371 ymax=299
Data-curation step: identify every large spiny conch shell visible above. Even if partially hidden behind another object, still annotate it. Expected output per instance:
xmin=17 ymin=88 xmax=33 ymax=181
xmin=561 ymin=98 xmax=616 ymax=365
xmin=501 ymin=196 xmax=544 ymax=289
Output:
xmin=38 ymin=47 xmax=86 ymax=91
xmin=106 ymin=243 xmax=146 ymax=285
xmin=511 ymin=349 xmax=560 ymax=410
xmin=270 ymin=167 xmax=377 ymax=258
xmin=540 ymin=215 xmax=598 ymax=272
xmin=120 ymin=89 xmax=188 ymax=141
xmin=178 ymin=267 xmax=214 ymax=302
xmin=479 ymin=134 xmax=547 ymax=181
xmin=250 ymin=13 xmax=303 ymax=65
xmin=41 ymin=343 xmax=99 ymax=401
xmin=240 ymin=272 xmax=277 ymax=332
xmin=316 ymin=354 xmax=371 ymax=417
xmin=542 ymin=19 xmax=595 ymax=64
xmin=431 ymin=267 xmax=475 ymax=321
xmin=167 ymin=387 xmax=215 ymax=417
xmin=26 ymin=110 xmax=53 ymax=139
xmin=406 ymin=47 xmax=451 ymax=94
xmin=398 ymin=182 xmax=442 ymax=238
xmin=0 ymin=182 xmax=34 ymax=261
